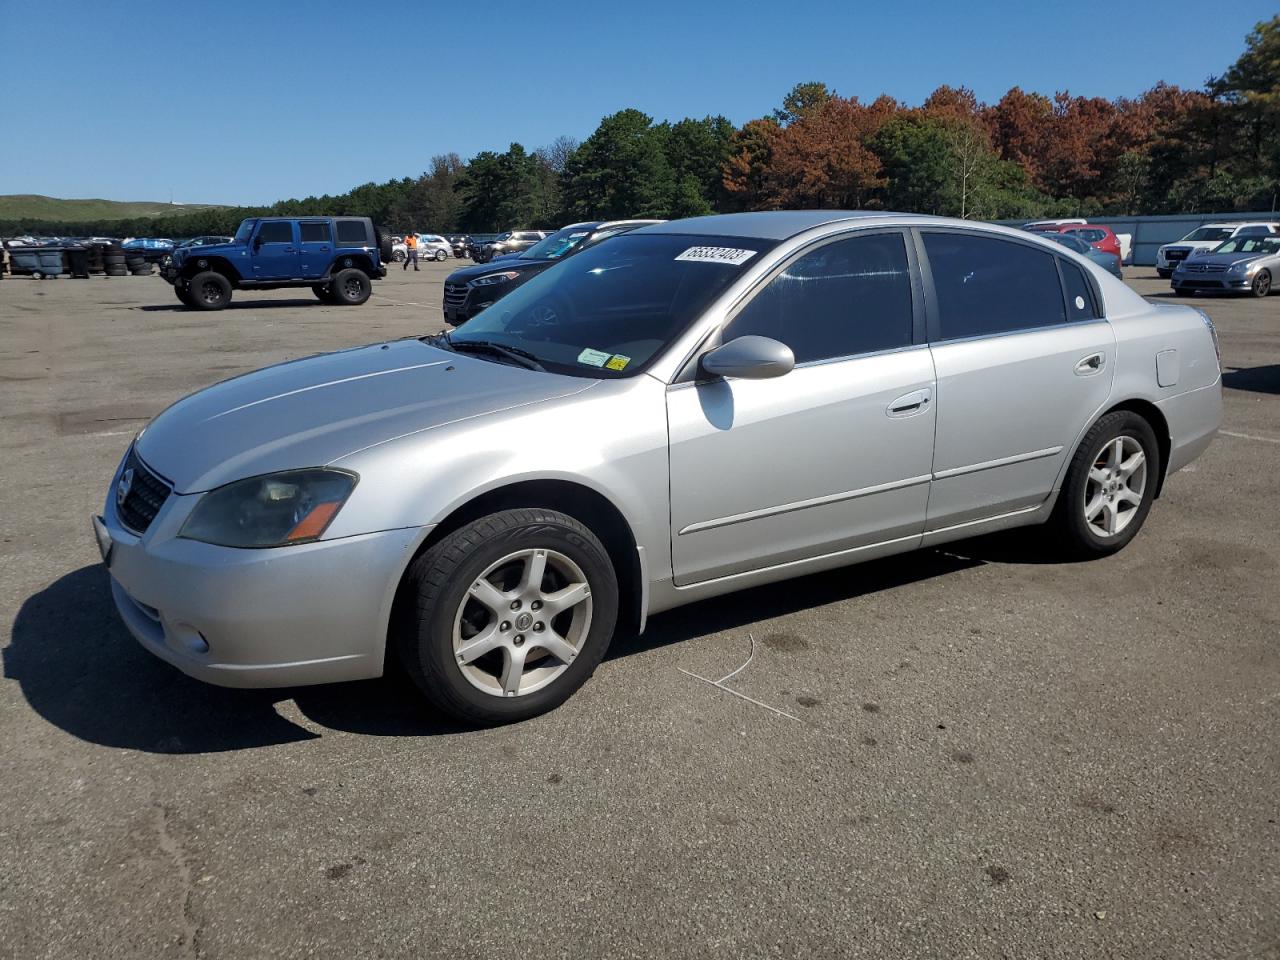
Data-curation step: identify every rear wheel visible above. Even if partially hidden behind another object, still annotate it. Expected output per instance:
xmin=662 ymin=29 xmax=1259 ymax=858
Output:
xmin=435 ymin=248 xmax=448 ymax=261
xmin=1174 ymin=288 xmax=1194 ymax=297
xmin=188 ymin=270 xmax=232 ymax=310
xmin=395 ymin=508 xmax=619 ymax=724
xmin=1251 ymin=269 xmax=1272 ymax=298
xmin=311 ymin=283 xmax=335 ymax=303
xmin=392 ymin=250 xmax=406 ymax=263
xmin=1049 ymin=410 xmax=1160 ymax=558
xmin=331 ymin=268 xmax=371 ymax=305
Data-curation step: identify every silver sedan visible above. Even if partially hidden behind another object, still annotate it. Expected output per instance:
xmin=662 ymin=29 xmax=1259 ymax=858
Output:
xmin=95 ymin=212 xmax=1223 ymax=724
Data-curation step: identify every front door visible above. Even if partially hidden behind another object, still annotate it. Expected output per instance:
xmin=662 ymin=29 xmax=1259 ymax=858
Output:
xmin=251 ymin=220 xmax=299 ymax=279
xmin=667 ymin=230 xmax=936 ymax=585
xmin=919 ymin=229 xmax=1116 ymax=531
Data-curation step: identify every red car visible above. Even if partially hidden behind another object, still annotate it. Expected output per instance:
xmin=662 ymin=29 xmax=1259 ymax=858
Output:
xmin=1028 ymin=222 xmax=1122 ymax=261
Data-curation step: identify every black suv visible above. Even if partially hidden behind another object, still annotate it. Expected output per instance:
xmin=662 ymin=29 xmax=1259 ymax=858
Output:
xmin=441 ymin=220 xmax=660 ymax=325
xmin=475 ymin=229 xmax=552 ymax=263
xmin=162 ymin=216 xmax=391 ymax=310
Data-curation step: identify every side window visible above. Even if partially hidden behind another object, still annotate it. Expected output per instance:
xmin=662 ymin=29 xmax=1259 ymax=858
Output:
xmin=727 ymin=232 xmax=914 ymax=364
xmin=256 ymin=221 xmax=293 ymax=244
xmin=1236 ymin=225 xmax=1269 ymax=237
xmin=923 ymin=232 xmax=1065 ymax=340
xmin=299 ymin=222 xmax=330 ymax=243
xmin=1058 ymin=258 xmax=1100 ymax=320
xmin=335 ymin=220 xmax=370 ymax=246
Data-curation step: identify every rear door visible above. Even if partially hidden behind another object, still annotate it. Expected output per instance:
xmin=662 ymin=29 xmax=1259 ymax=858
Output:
xmin=919 ymin=229 xmax=1114 ymax=532
xmin=297 ymin=221 xmax=332 ymax=279
xmin=251 ymin=220 xmax=299 ymax=279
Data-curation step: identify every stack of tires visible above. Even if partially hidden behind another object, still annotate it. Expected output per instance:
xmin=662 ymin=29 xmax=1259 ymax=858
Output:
xmin=125 ymin=252 xmax=153 ymax=276
xmin=86 ymin=244 xmax=106 ymax=275
xmin=103 ymin=245 xmax=127 ymax=277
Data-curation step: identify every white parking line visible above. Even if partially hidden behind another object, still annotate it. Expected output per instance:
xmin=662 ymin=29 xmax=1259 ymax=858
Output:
xmin=371 ymin=293 xmax=430 ymax=308
xmin=1220 ymin=429 xmax=1280 ymax=444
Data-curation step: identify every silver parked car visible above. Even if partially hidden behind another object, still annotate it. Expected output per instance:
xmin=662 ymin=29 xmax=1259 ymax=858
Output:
xmin=1172 ymin=234 xmax=1280 ymax=298
xmin=94 ymin=212 xmax=1223 ymax=724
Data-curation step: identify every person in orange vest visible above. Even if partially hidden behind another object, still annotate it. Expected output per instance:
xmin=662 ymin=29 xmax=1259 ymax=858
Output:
xmin=403 ymin=231 xmax=419 ymax=271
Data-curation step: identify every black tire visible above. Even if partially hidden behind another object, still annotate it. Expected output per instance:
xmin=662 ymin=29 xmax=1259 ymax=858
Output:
xmin=330 ymin=268 xmax=371 ymax=305
xmin=188 ymin=270 xmax=232 ymax=310
xmin=1251 ymin=269 xmax=1271 ymax=298
xmin=1049 ymin=410 xmax=1161 ymax=559
xmin=395 ymin=508 xmax=619 ymax=724
xmin=31 ymin=271 xmax=44 ymax=280
xmin=1173 ymin=288 xmax=1194 ymax=296
xmin=311 ymin=283 xmax=335 ymax=303
xmin=105 ymin=266 xmax=126 ymax=277
xmin=1156 ymin=269 xmax=1172 ymax=279
xmin=374 ymin=224 xmax=394 ymax=264
xmin=175 ymin=285 xmax=194 ymax=307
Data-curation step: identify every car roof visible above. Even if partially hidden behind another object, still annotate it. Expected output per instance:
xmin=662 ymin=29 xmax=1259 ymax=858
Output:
xmin=639 ymin=210 xmax=1032 ymax=241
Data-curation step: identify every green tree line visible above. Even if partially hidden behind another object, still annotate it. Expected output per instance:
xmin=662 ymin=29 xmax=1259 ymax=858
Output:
xmin=6 ymin=16 xmax=1278 ymax=237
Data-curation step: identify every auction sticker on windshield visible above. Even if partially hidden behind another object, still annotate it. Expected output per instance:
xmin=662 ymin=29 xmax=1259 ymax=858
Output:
xmin=675 ymin=246 xmax=757 ymax=266
xmin=605 ymin=354 xmax=630 ymax=371
xmin=577 ymin=348 xmax=611 ymax=367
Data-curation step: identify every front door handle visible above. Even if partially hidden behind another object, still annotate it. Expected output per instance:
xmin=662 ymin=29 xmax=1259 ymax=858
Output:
xmin=1074 ymin=353 xmax=1106 ymax=376
xmin=887 ymin=388 xmax=932 ymax=418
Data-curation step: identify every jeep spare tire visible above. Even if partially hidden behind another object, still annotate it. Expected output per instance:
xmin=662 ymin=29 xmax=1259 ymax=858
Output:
xmin=331 ymin=268 xmax=371 ymax=305
xmin=375 ymin=225 xmax=394 ymax=265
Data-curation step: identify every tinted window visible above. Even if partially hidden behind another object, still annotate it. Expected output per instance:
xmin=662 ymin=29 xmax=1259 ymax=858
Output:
xmin=923 ymin=232 xmax=1065 ymax=340
xmin=1069 ymin=228 xmax=1105 ymax=243
xmin=1059 ymin=259 xmax=1099 ymax=320
xmin=1235 ymin=225 xmax=1272 ymax=237
xmin=257 ymin=221 xmax=293 ymax=243
xmin=335 ymin=220 xmax=369 ymax=246
xmin=728 ymin=232 xmax=913 ymax=363
xmin=1048 ymin=234 xmax=1091 ymax=255
xmin=299 ymin=222 xmax=329 ymax=243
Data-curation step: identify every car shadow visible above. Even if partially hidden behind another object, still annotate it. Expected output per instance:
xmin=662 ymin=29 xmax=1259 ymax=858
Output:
xmin=4 ymin=565 xmax=466 ymax=754
xmin=9 ymin=530 xmax=1062 ymax=753
xmin=1223 ymin=364 xmax=1280 ymax=396
xmin=138 ymin=299 xmax=323 ymax=312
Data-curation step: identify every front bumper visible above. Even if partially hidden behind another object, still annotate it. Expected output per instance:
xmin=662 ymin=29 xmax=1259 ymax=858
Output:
xmin=1171 ymin=273 xmax=1251 ymax=292
xmin=95 ymin=471 xmax=428 ymax=689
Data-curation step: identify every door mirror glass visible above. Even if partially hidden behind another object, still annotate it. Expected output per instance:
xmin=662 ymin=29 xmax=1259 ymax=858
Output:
xmin=700 ymin=336 xmax=795 ymax=380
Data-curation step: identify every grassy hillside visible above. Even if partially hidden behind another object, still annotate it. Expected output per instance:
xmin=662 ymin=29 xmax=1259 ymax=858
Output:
xmin=0 ymin=195 xmax=226 ymax=223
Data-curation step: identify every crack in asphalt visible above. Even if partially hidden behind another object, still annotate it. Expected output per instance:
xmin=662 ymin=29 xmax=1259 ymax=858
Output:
xmin=153 ymin=803 xmax=202 ymax=958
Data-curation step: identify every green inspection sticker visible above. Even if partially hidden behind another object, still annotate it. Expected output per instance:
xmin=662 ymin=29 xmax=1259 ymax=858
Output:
xmin=577 ymin=348 xmax=611 ymax=367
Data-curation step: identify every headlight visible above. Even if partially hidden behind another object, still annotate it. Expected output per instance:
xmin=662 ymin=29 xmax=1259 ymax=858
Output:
xmin=470 ymin=271 xmax=519 ymax=287
xmin=1228 ymin=261 xmax=1256 ymax=275
xmin=179 ymin=469 xmax=357 ymax=548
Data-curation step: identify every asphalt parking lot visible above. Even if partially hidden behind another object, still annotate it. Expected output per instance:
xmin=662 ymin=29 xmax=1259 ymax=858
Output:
xmin=1 ymin=261 xmax=1277 ymax=960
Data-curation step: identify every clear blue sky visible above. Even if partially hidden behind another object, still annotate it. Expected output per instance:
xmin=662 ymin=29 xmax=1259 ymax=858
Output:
xmin=1 ymin=0 xmax=1274 ymax=206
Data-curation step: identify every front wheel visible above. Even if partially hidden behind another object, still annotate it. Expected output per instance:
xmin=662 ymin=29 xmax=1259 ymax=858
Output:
xmin=1157 ymin=269 xmax=1172 ymax=279
xmin=330 ymin=268 xmax=371 ymax=305
xmin=175 ymin=284 xmax=194 ymax=307
xmin=395 ymin=508 xmax=619 ymax=725
xmin=1251 ymin=269 xmax=1272 ymax=298
xmin=1049 ymin=410 xmax=1160 ymax=558
xmin=188 ymin=270 xmax=232 ymax=310
xmin=392 ymin=250 xmax=406 ymax=263
xmin=435 ymin=248 xmax=448 ymax=261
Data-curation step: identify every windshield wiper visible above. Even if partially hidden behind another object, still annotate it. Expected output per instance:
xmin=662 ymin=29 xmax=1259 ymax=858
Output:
xmin=447 ymin=339 xmax=546 ymax=372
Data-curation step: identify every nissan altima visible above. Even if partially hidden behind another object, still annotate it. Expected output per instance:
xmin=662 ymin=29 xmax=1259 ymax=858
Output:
xmin=95 ymin=212 xmax=1222 ymax=724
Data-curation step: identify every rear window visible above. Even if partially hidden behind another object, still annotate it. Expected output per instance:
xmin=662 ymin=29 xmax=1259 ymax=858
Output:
xmin=1059 ymin=259 xmax=1099 ymax=320
xmin=335 ymin=220 xmax=370 ymax=246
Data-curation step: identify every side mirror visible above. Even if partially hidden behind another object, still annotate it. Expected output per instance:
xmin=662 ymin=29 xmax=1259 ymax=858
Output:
xmin=699 ymin=336 xmax=795 ymax=380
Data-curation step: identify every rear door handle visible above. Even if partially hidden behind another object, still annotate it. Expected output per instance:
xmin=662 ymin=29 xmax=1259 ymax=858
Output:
xmin=887 ymin=388 xmax=932 ymax=418
xmin=1074 ymin=353 xmax=1105 ymax=376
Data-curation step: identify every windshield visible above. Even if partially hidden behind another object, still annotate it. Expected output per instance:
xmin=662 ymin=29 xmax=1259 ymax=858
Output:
xmin=1211 ymin=237 xmax=1280 ymax=255
xmin=449 ymin=233 xmax=775 ymax=378
xmin=1184 ymin=227 xmax=1233 ymax=242
xmin=520 ymin=226 xmax=591 ymax=261
xmin=234 ymin=220 xmax=254 ymax=243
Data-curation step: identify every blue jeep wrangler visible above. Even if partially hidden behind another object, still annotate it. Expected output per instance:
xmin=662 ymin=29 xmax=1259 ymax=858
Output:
xmin=162 ymin=216 xmax=392 ymax=310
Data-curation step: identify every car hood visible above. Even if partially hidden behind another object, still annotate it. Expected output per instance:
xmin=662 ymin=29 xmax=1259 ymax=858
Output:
xmin=173 ymin=241 xmax=243 ymax=259
xmin=136 ymin=338 xmax=593 ymax=493
xmin=1180 ymin=251 xmax=1269 ymax=268
xmin=445 ymin=258 xmax=552 ymax=283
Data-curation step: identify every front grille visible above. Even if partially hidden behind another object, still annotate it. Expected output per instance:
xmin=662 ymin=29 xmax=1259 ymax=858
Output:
xmin=116 ymin=447 xmax=172 ymax=535
xmin=1185 ymin=263 xmax=1227 ymax=274
xmin=443 ymin=282 xmax=469 ymax=307
xmin=1165 ymin=248 xmax=1190 ymax=262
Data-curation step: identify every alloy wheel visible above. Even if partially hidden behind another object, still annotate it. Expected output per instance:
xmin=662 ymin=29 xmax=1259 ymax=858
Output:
xmin=1083 ymin=436 xmax=1147 ymax=538
xmin=452 ymin=548 xmax=593 ymax=698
